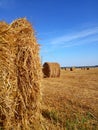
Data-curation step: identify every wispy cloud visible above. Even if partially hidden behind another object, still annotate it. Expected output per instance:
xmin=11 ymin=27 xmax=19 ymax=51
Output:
xmin=62 ymin=37 xmax=98 ymax=48
xmin=51 ymin=27 xmax=98 ymax=45
xmin=40 ymin=26 xmax=98 ymax=54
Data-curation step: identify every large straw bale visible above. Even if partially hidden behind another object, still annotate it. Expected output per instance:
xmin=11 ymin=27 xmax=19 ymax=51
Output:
xmin=0 ymin=21 xmax=17 ymax=129
xmin=0 ymin=18 xmax=42 ymax=130
xmin=43 ymin=62 xmax=60 ymax=78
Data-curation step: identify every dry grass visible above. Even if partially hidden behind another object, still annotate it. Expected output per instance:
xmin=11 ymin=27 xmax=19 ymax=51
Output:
xmin=41 ymin=68 xmax=98 ymax=130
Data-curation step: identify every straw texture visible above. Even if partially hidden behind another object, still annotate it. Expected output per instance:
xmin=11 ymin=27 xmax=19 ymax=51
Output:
xmin=0 ymin=18 xmax=42 ymax=130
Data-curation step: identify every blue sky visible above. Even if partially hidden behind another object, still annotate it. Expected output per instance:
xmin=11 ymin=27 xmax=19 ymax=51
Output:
xmin=0 ymin=0 xmax=98 ymax=66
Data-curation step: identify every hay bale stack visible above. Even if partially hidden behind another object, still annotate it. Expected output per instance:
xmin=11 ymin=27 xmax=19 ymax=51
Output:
xmin=65 ymin=68 xmax=70 ymax=71
xmin=0 ymin=18 xmax=42 ymax=129
xmin=43 ymin=62 xmax=60 ymax=78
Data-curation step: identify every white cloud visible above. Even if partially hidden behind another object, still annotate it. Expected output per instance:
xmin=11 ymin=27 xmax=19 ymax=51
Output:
xmin=40 ymin=26 xmax=98 ymax=53
xmin=62 ymin=38 xmax=98 ymax=48
xmin=50 ymin=27 xmax=98 ymax=45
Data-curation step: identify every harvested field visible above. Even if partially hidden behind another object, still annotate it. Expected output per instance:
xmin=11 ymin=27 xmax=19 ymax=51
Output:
xmin=41 ymin=68 xmax=98 ymax=130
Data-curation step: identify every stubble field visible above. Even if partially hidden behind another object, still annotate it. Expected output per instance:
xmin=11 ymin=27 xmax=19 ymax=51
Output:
xmin=41 ymin=68 xmax=98 ymax=130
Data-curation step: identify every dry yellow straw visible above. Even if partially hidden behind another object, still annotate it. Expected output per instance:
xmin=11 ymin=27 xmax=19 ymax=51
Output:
xmin=0 ymin=18 xmax=42 ymax=130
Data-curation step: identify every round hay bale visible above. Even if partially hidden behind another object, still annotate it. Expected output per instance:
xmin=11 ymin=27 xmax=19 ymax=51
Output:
xmin=64 ymin=68 xmax=69 ymax=71
xmin=43 ymin=62 xmax=60 ymax=78
xmin=70 ymin=67 xmax=75 ymax=71
xmin=65 ymin=67 xmax=69 ymax=71
xmin=70 ymin=67 xmax=73 ymax=71
xmin=0 ymin=18 xmax=42 ymax=129
xmin=87 ymin=67 xmax=90 ymax=70
xmin=81 ymin=67 xmax=86 ymax=70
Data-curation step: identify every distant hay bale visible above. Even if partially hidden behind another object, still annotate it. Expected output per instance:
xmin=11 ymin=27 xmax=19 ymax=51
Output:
xmin=81 ymin=67 xmax=89 ymax=70
xmin=43 ymin=62 xmax=60 ymax=78
xmin=70 ymin=67 xmax=73 ymax=71
xmin=81 ymin=67 xmax=85 ymax=70
xmin=70 ymin=67 xmax=75 ymax=71
xmin=0 ymin=18 xmax=42 ymax=129
xmin=65 ymin=68 xmax=70 ymax=71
